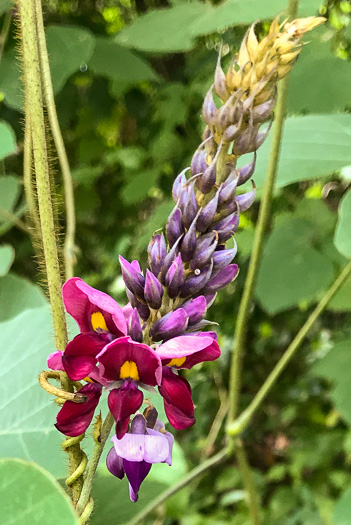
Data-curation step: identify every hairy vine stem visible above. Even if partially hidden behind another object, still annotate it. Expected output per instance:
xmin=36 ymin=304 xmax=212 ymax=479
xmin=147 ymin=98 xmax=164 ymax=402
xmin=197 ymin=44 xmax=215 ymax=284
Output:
xmin=33 ymin=0 xmax=77 ymax=279
xmin=16 ymin=0 xmax=85 ymax=504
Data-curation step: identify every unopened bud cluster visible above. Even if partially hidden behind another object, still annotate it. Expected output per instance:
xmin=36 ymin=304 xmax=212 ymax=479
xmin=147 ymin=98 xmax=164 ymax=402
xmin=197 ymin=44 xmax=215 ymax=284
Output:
xmin=120 ymin=16 xmax=325 ymax=343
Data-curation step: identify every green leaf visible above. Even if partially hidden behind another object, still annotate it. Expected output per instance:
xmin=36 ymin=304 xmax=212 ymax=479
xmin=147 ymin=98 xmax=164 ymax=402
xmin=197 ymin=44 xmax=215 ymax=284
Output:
xmin=252 ymin=115 xmax=351 ymax=189
xmin=116 ymin=2 xmax=210 ymax=53
xmin=0 ymin=121 xmax=16 ymax=160
xmin=0 ymin=175 xmax=24 ymax=235
xmin=255 ymin=216 xmax=335 ymax=314
xmin=0 ymin=459 xmax=78 ymax=525
xmin=121 ymin=169 xmax=159 ymax=204
xmin=329 ymin=274 xmax=351 ymax=312
xmin=288 ymin=30 xmax=351 ymax=114
xmin=0 ymin=274 xmax=46 ymax=321
xmin=89 ymin=37 xmax=159 ymax=82
xmin=0 ymin=0 xmax=11 ymax=15
xmin=91 ymin=471 xmax=167 ymax=524
xmin=0 ymin=26 xmax=95 ymax=111
xmin=190 ymin=0 xmax=321 ymax=38
xmin=0 ymin=307 xmax=70 ymax=477
xmin=313 ymin=340 xmax=351 ymax=426
xmin=0 ymin=244 xmax=14 ymax=277
xmin=46 ymin=25 xmax=95 ymax=93
xmin=333 ymin=485 xmax=351 ymax=525
xmin=334 ymin=188 xmax=351 ymax=259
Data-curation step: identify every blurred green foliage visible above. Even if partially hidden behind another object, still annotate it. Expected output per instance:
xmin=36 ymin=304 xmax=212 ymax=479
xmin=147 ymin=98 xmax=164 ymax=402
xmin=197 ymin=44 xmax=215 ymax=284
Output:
xmin=0 ymin=0 xmax=351 ymax=523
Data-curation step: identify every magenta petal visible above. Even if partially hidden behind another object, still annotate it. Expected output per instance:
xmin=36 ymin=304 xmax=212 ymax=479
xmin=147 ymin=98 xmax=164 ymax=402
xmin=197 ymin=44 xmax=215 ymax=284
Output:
xmin=159 ymin=367 xmax=195 ymax=430
xmin=62 ymin=277 xmax=127 ymax=336
xmin=55 ymin=383 xmax=102 ymax=437
xmin=47 ymin=351 xmax=64 ymax=371
xmin=106 ymin=447 xmax=125 ymax=479
xmin=97 ymin=336 xmax=162 ymax=386
xmin=62 ymin=333 xmax=106 ymax=381
xmin=108 ymin=382 xmax=143 ymax=439
xmin=156 ymin=335 xmax=221 ymax=369
xmin=123 ymin=460 xmax=152 ymax=502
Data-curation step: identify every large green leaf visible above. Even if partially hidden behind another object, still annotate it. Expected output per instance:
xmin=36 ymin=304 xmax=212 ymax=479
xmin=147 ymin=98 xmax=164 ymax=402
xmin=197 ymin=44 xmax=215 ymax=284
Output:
xmin=116 ymin=2 xmax=209 ymax=53
xmin=89 ymin=37 xmax=159 ymax=82
xmin=313 ymin=340 xmax=351 ymax=426
xmin=255 ymin=216 xmax=335 ymax=314
xmin=333 ymin=485 xmax=351 ymax=525
xmin=0 ymin=306 xmax=67 ymax=477
xmin=0 ymin=26 xmax=95 ymax=111
xmin=252 ymin=115 xmax=351 ymax=189
xmin=334 ymin=188 xmax=351 ymax=259
xmin=121 ymin=169 xmax=159 ymax=204
xmin=190 ymin=0 xmax=321 ymax=38
xmin=0 ymin=121 xmax=16 ymax=160
xmin=0 ymin=459 xmax=78 ymax=525
xmin=0 ymin=274 xmax=46 ymax=322
xmin=0 ymin=245 xmax=14 ymax=277
xmin=288 ymin=30 xmax=351 ymax=114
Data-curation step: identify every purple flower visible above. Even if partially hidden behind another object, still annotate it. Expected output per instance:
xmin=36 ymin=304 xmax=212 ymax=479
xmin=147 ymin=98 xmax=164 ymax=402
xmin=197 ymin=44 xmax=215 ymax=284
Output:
xmin=155 ymin=333 xmax=221 ymax=429
xmin=107 ymin=413 xmax=173 ymax=502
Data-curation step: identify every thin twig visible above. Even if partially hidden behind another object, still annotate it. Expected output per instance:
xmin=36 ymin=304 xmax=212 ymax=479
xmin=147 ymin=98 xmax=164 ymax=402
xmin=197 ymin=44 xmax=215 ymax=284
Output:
xmin=0 ymin=10 xmax=11 ymax=63
xmin=236 ymin=440 xmax=261 ymax=525
xmin=34 ymin=0 xmax=77 ymax=279
xmin=0 ymin=207 xmax=30 ymax=234
xmin=227 ymin=260 xmax=351 ymax=436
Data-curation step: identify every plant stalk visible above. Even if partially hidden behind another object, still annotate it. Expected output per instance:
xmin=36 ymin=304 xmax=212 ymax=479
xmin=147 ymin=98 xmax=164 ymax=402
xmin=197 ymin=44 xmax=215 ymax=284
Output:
xmin=227 ymin=259 xmax=351 ymax=436
xmin=236 ymin=440 xmax=261 ymax=525
xmin=34 ymin=0 xmax=77 ymax=279
xmin=76 ymin=412 xmax=115 ymax=516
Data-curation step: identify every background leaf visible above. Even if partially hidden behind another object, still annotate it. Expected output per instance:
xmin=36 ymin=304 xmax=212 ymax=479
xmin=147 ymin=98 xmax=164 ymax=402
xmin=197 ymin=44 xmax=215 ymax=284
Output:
xmin=334 ymin=188 xmax=351 ymax=259
xmin=255 ymin=216 xmax=335 ymax=313
xmin=333 ymin=485 xmax=351 ymax=525
xmin=0 ymin=458 xmax=78 ymax=525
xmin=0 ymin=306 xmax=68 ymax=477
xmin=252 ymin=115 xmax=351 ymax=188
xmin=288 ymin=30 xmax=351 ymax=114
xmin=0 ymin=245 xmax=14 ymax=277
xmin=0 ymin=121 xmax=16 ymax=160
xmin=89 ymin=37 xmax=158 ymax=82
xmin=116 ymin=2 xmax=209 ymax=52
xmin=0 ymin=274 xmax=46 ymax=322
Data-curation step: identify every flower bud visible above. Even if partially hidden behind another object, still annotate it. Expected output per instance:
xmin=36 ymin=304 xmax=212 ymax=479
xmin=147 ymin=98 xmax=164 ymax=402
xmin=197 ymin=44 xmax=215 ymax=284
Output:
xmin=126 ymin=288 xmax=150 ymax=321
xmin=190 ymin=233 xmax=217 ymax=270
xmin=252 ymin=96 xmax=276 ymax=124
xmin=182 ymin=183 xmax=198 ymax=229
xmin=232 ymin=124 xmax=259 ymax=156
xmin=144 ymin=269 xmax=164 ymax=310
xmin=203 ymin=84 xmax=217 ymax=126
xmin=202 ymin=264 xmax=239 ymax=294
xmin=148 ymin=234 xmax=166 ymax=277
xmin=150 ymin=309 xmax=188 ymax=341
xmin=165 ymin=254 xmax=184 ymax=299
xmin=159 ymin=236 xmax=183 ymax=284
xmin=119 ymin=256 xmax=145 ymax=302
xmin=128 ymin=308 xmax=143 ymax=343
xmin=172 ymin=168 xmax=188 ymax=203
xmin=197 ymin=190 xmax=219 ymax=233
xmin=211 ymin=212 xmax=240 ymax=243
xmin=237 ymin=152 xmax=256 ymax=186
xmin=214 ymin=54 xmax=230 ymax=102
xmin=181 ymin=295 xmax=207 ymax=324
xmin=166 ymin=206 xmax=184 ymax=248
xmin=236 ymin=182 xmax=256 ymax=212
xmin=218 ymin=175 xmax=238 ymax=206
xmin=180 ymin=214 xmax=198 ymax=262
xmin=198 ymin=158 xmax=217 ymax=194
xmin=212 ymin=244 xmax=237 ymax=270
xmin=180 ymin=262 xmax=213 ymax=298
xmin=191 ymin=149 xmax=207 ymax=178
xmin=223 ymin=123 xmax=242 ymax=143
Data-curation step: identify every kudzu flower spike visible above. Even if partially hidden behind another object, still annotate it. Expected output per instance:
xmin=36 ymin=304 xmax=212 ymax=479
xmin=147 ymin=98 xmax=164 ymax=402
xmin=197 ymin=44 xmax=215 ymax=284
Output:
xmin=44 ymin=15 xmax=325 ymax=504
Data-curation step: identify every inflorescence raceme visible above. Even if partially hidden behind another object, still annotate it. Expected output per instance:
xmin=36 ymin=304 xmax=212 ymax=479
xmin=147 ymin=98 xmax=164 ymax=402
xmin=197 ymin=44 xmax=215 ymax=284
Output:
xmin=44 ymin=16 xmax=325 ymax=503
